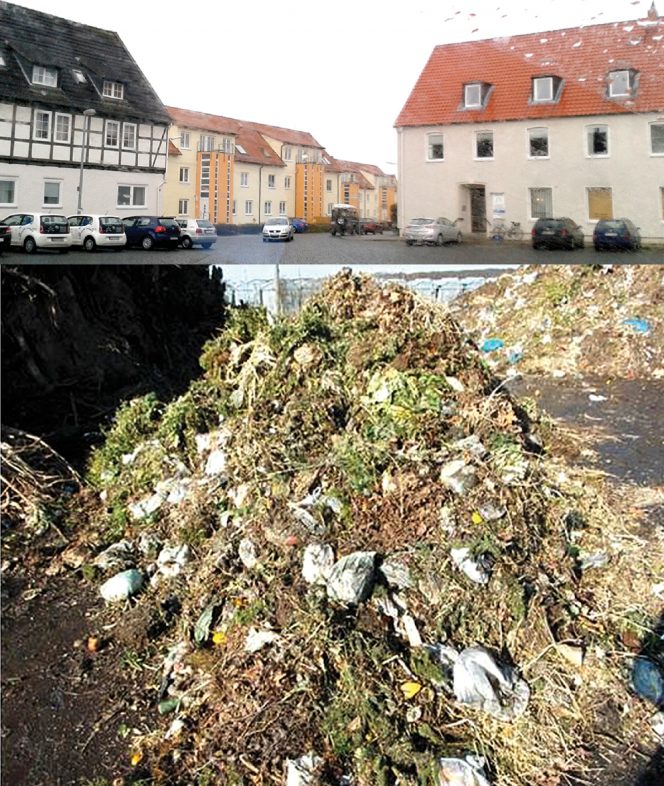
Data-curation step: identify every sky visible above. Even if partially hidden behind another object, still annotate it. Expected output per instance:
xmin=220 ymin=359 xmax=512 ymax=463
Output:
xmin=10 ymin=0 xmax=655 ymax=174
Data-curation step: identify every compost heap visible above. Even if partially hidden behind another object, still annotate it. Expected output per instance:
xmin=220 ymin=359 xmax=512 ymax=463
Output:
xmin=87 ymin=270 xmax=662 ymax=785
xmin=451 ymin=264 xmax=664 ymax=380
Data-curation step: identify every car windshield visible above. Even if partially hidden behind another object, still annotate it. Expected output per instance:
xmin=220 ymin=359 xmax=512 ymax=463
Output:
xmin=159 ymin=219 xmax=179 ymax=228
xmin=196 ymin=220 xmax=213 ymax=228
xmin=100 ymin=217 xmax=123 ymax=230
xmin=266 ymin=218 xmax=287 ymax=225
xmin=598 ymin=220 xmax=623 ymax=229
xmin=410 ymin=218 xmax=434 ymax=225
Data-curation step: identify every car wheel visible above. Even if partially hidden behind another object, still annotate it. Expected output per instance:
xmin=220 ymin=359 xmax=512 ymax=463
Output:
xmin=435 ymin=234 xmax=444 ymax=246
xmin=263 ymin=237 xmax=267 ymax=242
xmin=406 ymin=240 xmax=413 ymax=246
xmin=181 ymin=236 xmax=193 ymax=249
xmin=141 ymin=235 xmax=154 ymax=250
xmin=532 ymin=243 xmax=541 ymax=250
xmin=23 ymin=237 xmax=37 ymax=254
xmin=202 ymin=243 xmax=212 ymax=249
xmin=83 ymin=236 xmax=96 ymax=252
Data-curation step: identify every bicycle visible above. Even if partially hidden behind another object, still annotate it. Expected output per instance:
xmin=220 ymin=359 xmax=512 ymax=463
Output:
xmin=490 ymin=220 xmax=523 ymax=242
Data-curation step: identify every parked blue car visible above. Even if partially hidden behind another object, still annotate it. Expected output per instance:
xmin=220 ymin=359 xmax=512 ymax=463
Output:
xmin=593 ymin=218 xmax=641 ymax=251
xmin=291 ymin=217 xmax=309 ymax=233
xmin=122 ymin=216 xmax=181 ymax=250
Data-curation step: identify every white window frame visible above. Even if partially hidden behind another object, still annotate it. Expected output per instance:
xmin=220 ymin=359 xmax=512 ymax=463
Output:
xmin=267 ymin=174 xmax=275 ymax=189
xmin=32 ymin=65 xmax=58 ymax=87
xmin=279 ymin=201 xmax=287 ymax=215
xmin=650 ymin=122 xmax=664 ymax=155
xmin=608 ymin=70 xmax=631 ymax=97
xmin=122 ymin=123 xmax=137 ymax=151
xmin=180 ymin=132 xmax=190 ymax=149
xmin=240 ymin=172 xmax=249 ymax=187
xmin=283 ymin=146 xmax=292 ymax=161
xmin=527 ymin=127 xmax=549 ymax=158
xmin=54 ymin=113 xmax=71 ymax=144
xmin=33 ymin=110 xmax=51 ymax=141
xmin=103 ymin=80 xmax=124 ymax=100
xmin=427 ymin=133 xmax=444 ymax=161
xmin=529 ymin=187 xmax=553 ymax=220
xmin=475 ymin=130 xmax=494 ymax=160
xmin=105 ymin=120 xmax=119 ymax=148
xmin=117 ymin=185 xmax=146 ymax=208
xmin=464 ymin=84 xmax=482 ymax=108
xmin=0 ymin=178 xmax=17 ymax=206
xmin=43 ymin=180 xmax=62 ymax=207
xmin=586 ymin=124 xmax=609 ymax=157
xmin=200 ymin=135 xmax=215 ymax=152
xmin=244 ymin=200 xmax=253 ymax=216
xmin=179 ymin=167 xmax=190 ymax=184
xmin=533 ymin=77 xmax=553 ymax=102
xmin=264 ymin=200 xmax=272 ymax=215
xmin=285 ymin=176 xmax=291 ymax=189
xmin=178 ymin=199 xmax=189 ymax=215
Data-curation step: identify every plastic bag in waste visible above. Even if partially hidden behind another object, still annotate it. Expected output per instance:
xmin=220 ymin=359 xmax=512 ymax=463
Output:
xmin=437 ymin=755 xmax=491 ymax=786
xmin=450 ymin=547 xmax=491 ymax=585
xmin=632 ymin=656 xmax=664 ymax=707
xmin=286 ymin=752 xmax=322 ymax=786
xmin=94 ymin=539 xmax=135 ymax=571
xmin=326 ymin=551 xmax=376 ymax=604
xmin=302 ymin=543 xmax=335 ymax=585
xmin=100 ymin=568 xmax=143 ymax=602
xmin=452 ymin=646 xmax=529 ymax=721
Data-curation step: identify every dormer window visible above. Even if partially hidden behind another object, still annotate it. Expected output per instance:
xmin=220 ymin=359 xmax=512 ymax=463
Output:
xmin=532 ymin=76 xmax=562 ymax=103
xmin=72 ymin=68 xmax=87 ymax=84
xmin=608 ymin=69 xmax=637 ymax=98
xmin=464 ymin=82 xmax=492 ymax=109
xmin=102 ymin=80 xmax=124 ymax=100
xmin=32 ymin=65 xmax=58 ymax=87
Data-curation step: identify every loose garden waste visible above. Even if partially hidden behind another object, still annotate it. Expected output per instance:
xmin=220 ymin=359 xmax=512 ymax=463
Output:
xmin=3 ymin=268 xmax=663 ymax=785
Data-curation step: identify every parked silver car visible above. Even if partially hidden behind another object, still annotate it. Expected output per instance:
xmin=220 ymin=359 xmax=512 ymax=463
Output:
xmin=262 ymin=217 xmax=294 ymax=242
xmin=403 ymin=217 xmax=462 ymax=246
xmin=176 ymin=218 xmax=218 ymax=249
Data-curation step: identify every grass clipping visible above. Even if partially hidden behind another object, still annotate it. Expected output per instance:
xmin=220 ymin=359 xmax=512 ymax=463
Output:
xmin=91 ymin=270 xmax=662 ymax=785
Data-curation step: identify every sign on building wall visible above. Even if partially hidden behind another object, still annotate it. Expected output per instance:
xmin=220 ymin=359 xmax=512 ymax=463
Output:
xmin=491 ymin=192 xmax=506 ymax=219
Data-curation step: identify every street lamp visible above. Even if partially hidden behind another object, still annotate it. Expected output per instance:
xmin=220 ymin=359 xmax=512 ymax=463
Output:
xmin=77 ymin=108 xmax=96 ymax=214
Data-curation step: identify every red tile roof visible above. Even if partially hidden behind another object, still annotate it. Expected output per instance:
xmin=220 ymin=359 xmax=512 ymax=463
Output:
xmin=235 ymin=126 xmax=284 ymax=167
xmin=166 ymin=106 xmax=241 ymax=135
xmin=395 ymin=14 xmax=664 ymax=127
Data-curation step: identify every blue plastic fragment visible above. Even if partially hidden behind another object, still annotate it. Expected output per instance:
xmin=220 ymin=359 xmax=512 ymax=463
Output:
xmin=507 ymin=349 xmax=523 ymax=364
xmin=631 ymin=656 xmax=664 ymax=706
xmin=481 ymin=338 xmax=504 ymax=352
xmin=623 ymin=318 xmax=650 ymax=334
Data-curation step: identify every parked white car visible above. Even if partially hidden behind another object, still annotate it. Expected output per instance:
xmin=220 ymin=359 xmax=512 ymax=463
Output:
xmin=0 ymin=212 xmax=72 ymax=253
xmin=67 ymin=214 xmax=126 ymax=252
xmin=262 ymin=216 xmax=294 ymax=242
xmin=402 ymin=217 xmax=463 ymax=246
xmin=176 ymin=218 xmax=218 ymax=249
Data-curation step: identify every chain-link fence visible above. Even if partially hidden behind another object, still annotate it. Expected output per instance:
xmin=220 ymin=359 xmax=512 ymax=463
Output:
xmin=225 ymin=273 xmax=489 ymax=314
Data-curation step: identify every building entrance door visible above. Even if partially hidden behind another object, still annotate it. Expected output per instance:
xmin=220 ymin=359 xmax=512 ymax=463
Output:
xmin=469 ymin=186 xmax=486 ymax=232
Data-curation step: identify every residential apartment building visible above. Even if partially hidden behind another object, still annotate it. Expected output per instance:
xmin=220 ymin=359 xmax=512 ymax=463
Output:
xmin=165 ymin=107 xmax=396 ymax=226
xmin=0 ymin=1 xmax=170 ymax=216
xmin=395 ymin=7 xmax=664 ymax=241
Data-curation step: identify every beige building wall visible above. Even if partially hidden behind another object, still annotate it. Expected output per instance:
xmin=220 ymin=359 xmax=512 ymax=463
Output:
xmin=163 ymin=123 xmax=198 ymax=218
xmin=398 ymin=113 xmax=664 ymax=241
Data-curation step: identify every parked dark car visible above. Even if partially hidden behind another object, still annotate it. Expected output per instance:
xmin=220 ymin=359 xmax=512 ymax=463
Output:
xmin=291 ymin=217 xmax=309 ymax=233
xmin=593 ymin=218 xmax=641 ymax=251
xmin=532 ymin=217 xmax=585 ymax=250
xmin=360 ymin=219 xmax=384 ymax=235
xmin=330 ymin=204 xmax=360 ymax=236
xmin=0 ymin=224 xmax=11 ymax=254
xmin=122 ymin=216 xmax=181 ymax=250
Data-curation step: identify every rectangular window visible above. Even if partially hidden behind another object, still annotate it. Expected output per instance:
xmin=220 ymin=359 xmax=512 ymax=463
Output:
xmin=283 ymin=146 xmax=292 ymax=161
xmin=232 ymin=200 xmax=237 ymax=215
xmin=180 ymin=132 xmax=190 ymax=149
xmin=179 ymin=167 xmax=189 ymax=183
xmin=427 ymin=133 xmax=444 ymax=160
xmin=122 ymin=123 xmax=137 ymax=150
xmin=32 ymin=65 xmax=58 ymax=87
xmin=178 ymin=199 xmax=189 ymax=214
xmin=105 ymin=120 xmax=119 ymax=148
xmin=285 ymin=176 xmax=291 ymax=189
xmin=587 ymin=187 xmax=613 ymax=220
xmin=279 ymin=201 xmax=287 ymax=214
xmin=102 ymin=80 xmax=124 ymax=99
xmin=609 ymin=70 xmax=631 ymax=97
xmin=240 ymin=172 xmax=249 ymax=187
xmin=326 ymin=179 xmax=332 ymax=192
xmin=476 ymin=131 xmax=494 ymax=159
xmin=54 ymin=113 xmax=71 ymax=143
xmin=587 ymin=125 xmax=608 ymax=156
xmin=528 ymin=127 xmax=549 ymax=157
xmin=0 ymin=179 xmax=16 ymax=204
xmin=117 ymin=185 xmax=146 ymax=207
xmin=650 ymin=123 xmax=664 ymax=155
xmin=200 ymin=135 xmax=215 ymax=152
xmin=268 ymin=174 xmax=275 ymax=188
xmin=264 ymin=200 xmax=272 ymax=215
xmin=43 ymin=181 xmax=61 ymax=206
xmin=533 ymin=77 xmax=553 ymax=102
xmin=244 ymin=200 xmax=253 ymax=215
xmin=529 ymin=187 xmax=552 ymax=219
xmin=34 ymin=110 xmax=51 ymax=140
xmin=464 ymin=84 xmax=482 ymax=108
